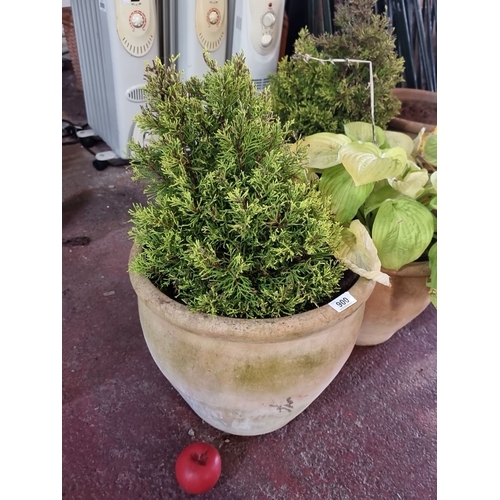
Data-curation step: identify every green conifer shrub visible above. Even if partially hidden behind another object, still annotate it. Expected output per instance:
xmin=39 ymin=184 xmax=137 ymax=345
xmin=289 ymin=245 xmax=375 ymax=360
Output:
xmin=128 ymin=53 xmax=348 ymax=319
xmin=269 ymin=0 xmax=405 ymax=138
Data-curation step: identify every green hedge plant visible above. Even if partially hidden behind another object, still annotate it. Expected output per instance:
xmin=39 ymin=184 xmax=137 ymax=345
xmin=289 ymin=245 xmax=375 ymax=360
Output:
xmin=269 ymin=0 xmax=404 ymax=138
xmin=127 ymin=52 xmax=350 ymax=319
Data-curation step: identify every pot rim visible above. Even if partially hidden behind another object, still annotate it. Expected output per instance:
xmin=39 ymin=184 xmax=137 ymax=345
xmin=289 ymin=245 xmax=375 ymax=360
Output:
xmin=392 ymin=87 xmax=437 ymax=104
xmin=128 ymin=243 xmax=375 ymax=343
xmin=382 ymin=261 xmax=431 ymax=278
xmin=389 ymin=88 xmax=437 ymax=134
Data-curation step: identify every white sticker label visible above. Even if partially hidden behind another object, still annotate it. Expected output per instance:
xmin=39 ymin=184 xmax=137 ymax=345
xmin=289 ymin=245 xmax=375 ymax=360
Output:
xmin=328 ymin=292 xmax=357 ymax=312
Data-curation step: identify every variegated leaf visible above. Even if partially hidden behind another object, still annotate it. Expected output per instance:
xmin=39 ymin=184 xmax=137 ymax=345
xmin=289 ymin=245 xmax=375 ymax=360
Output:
xmin=388 ymin=162 xmax=429 ymax=199
xmin=291 ymin=133 xmax=352 ymax=171
xmin=423 ymin=133 xmax=437 ymax=167
xmin=343 ymin=122 xmax=386 ymax=145
xmin=338 ymin=142 xmax=407 ymax=186
xmin=384 ymin=130 xmax=415 ymax=156
xmin=412 ymin=127 xmax=426 ymax=157
xmin=430 ymin=171 xmax=437 ymax=191
xmin=334 ymin=220 xmax=391 ymax=286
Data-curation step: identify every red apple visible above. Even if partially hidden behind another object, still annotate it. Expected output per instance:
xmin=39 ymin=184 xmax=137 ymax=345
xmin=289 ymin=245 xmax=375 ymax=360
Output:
xmin=175 ymin=441 xmax=222 ymax=494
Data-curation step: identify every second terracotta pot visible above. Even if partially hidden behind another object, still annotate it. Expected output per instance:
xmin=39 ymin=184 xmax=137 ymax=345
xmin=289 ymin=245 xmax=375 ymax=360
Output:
xmin=389 ymin=88 xmax=437 ymax=135
xmin=356 ymin=262 xmax=431 ymax=346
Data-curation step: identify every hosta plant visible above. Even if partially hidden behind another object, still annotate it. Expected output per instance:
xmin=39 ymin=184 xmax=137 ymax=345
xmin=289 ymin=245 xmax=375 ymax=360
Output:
xmin=127 ymin=52 xmax=352 ymax=320
xmin=295 ymin=121 xmax=437 ymax=307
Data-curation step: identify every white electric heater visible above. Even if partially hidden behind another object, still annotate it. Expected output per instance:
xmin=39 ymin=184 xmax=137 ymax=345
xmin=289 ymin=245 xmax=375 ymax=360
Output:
xmin=71 ymin=0 xmax=159 ymax=167
xmin=230 ymin=0 xmax=285 ymax=90
xmin=176 ymin=0 xmax=229 ymax=79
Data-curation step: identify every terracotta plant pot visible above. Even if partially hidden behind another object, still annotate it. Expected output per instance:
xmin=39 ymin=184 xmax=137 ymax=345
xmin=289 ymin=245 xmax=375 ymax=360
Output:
xmin=389 ymin=88 xmax=437 ymax=135
xmin=356 ymin=262 xmax=431 ymax=347
xmin=129 ymin=244 xmax=375 ymax=436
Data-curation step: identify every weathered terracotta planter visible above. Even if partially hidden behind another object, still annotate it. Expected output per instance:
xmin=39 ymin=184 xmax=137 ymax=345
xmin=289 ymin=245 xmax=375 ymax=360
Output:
xmin=356 ymin=262 xmax=431 ymax=347
xmin=129 ymin=245 xmax=375 ymax=436
xmin=389 ymin=88 xmax=437 ymax=135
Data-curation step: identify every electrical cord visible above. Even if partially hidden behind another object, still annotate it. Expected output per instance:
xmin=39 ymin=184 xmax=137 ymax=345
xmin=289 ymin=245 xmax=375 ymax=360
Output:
xmin=62 ymin=119 xmax=87 ymax=140
xmin=62 ymin=119 xmax=99 ymax=156
xmin=62 ymin=120 xmax=79 ymax=145
xmin=62 ymin=118 xmax=129 ymax=170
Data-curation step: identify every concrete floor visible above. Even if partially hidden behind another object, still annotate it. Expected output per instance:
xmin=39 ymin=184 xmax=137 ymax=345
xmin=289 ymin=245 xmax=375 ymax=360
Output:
xmin=62 ymin=64 xmax=437 ymax=499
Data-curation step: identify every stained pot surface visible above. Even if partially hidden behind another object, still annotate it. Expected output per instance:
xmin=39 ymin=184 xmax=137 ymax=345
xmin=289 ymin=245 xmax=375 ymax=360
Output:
xmin=129 ymin=244 xmax=375 ymax=435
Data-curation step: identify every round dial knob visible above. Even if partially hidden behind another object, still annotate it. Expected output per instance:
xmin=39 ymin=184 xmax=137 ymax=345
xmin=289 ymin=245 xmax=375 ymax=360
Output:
xmin=262 ymin=12 xmax=276 ymax=27
xmin=130 ymin=12 xmax=145 ymax=29
xmin=261 ymin=33 xmax=273 ymax=48
xmin=208 ymin=9 xmax=220 ymax=25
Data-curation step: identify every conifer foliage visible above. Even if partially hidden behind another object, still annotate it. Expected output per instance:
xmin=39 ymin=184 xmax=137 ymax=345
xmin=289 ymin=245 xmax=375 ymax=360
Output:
xmin=128 ymin=53 xmax=347 ymax=319
xmin=269 ymin=0 xmax=405 ymax=138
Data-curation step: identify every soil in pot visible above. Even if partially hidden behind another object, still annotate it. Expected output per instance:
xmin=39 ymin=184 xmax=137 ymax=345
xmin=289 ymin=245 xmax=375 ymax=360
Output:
xmin=399 ymin=99 xmax=436 ymax=126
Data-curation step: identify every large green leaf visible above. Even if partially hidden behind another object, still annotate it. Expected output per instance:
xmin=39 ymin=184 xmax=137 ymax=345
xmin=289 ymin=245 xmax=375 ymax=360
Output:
xmin=319 ymin=165 xmax=374 ymax=224
xmin=338 ymin=142 xmax=408 ymax=187
xmin=363 ymin=184 xmax=403 ymax=216
xmin=290 ymin=133 xmax=352 ymax=171
xmin=428 ymin=195 xmax=437 ymax=211
xmin=427 ymin=242 xmax=437 ymax=308
xmin=372 ymin=197 xmax=435 ymax=270
xmin=344 ymin=122 xmax=386 ymax=145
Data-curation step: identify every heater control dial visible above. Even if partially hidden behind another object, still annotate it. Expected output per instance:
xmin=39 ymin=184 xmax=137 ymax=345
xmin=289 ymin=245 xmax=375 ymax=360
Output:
xmin=248 ymin=0 xmax=284 ymax=55
xmin=196 ymin=1 xmax=226 ymax=53
xmin=130 ymin=11 xmax=146 ymax=29
xmin=261 ymin=33 xmax=273 ymax=47
xmin=208 ymin=8 xmax=220 ymax=25
xmin=116 ymin=0 xmax=155 ymax=57
xmin=262 ymin=11 xmax=276 ymax=27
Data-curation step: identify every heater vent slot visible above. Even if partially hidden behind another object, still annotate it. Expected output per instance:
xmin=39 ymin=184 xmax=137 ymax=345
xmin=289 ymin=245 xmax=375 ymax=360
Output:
xmin=126 ymin=86 xmax=146 ymax=103
xmin=121 ymin=34 xmax=155 ymax=57
xmin=198 ymin=31 xmax=225 ymax=52
xmin=253 ymin=78 xmax=270 ymax=91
